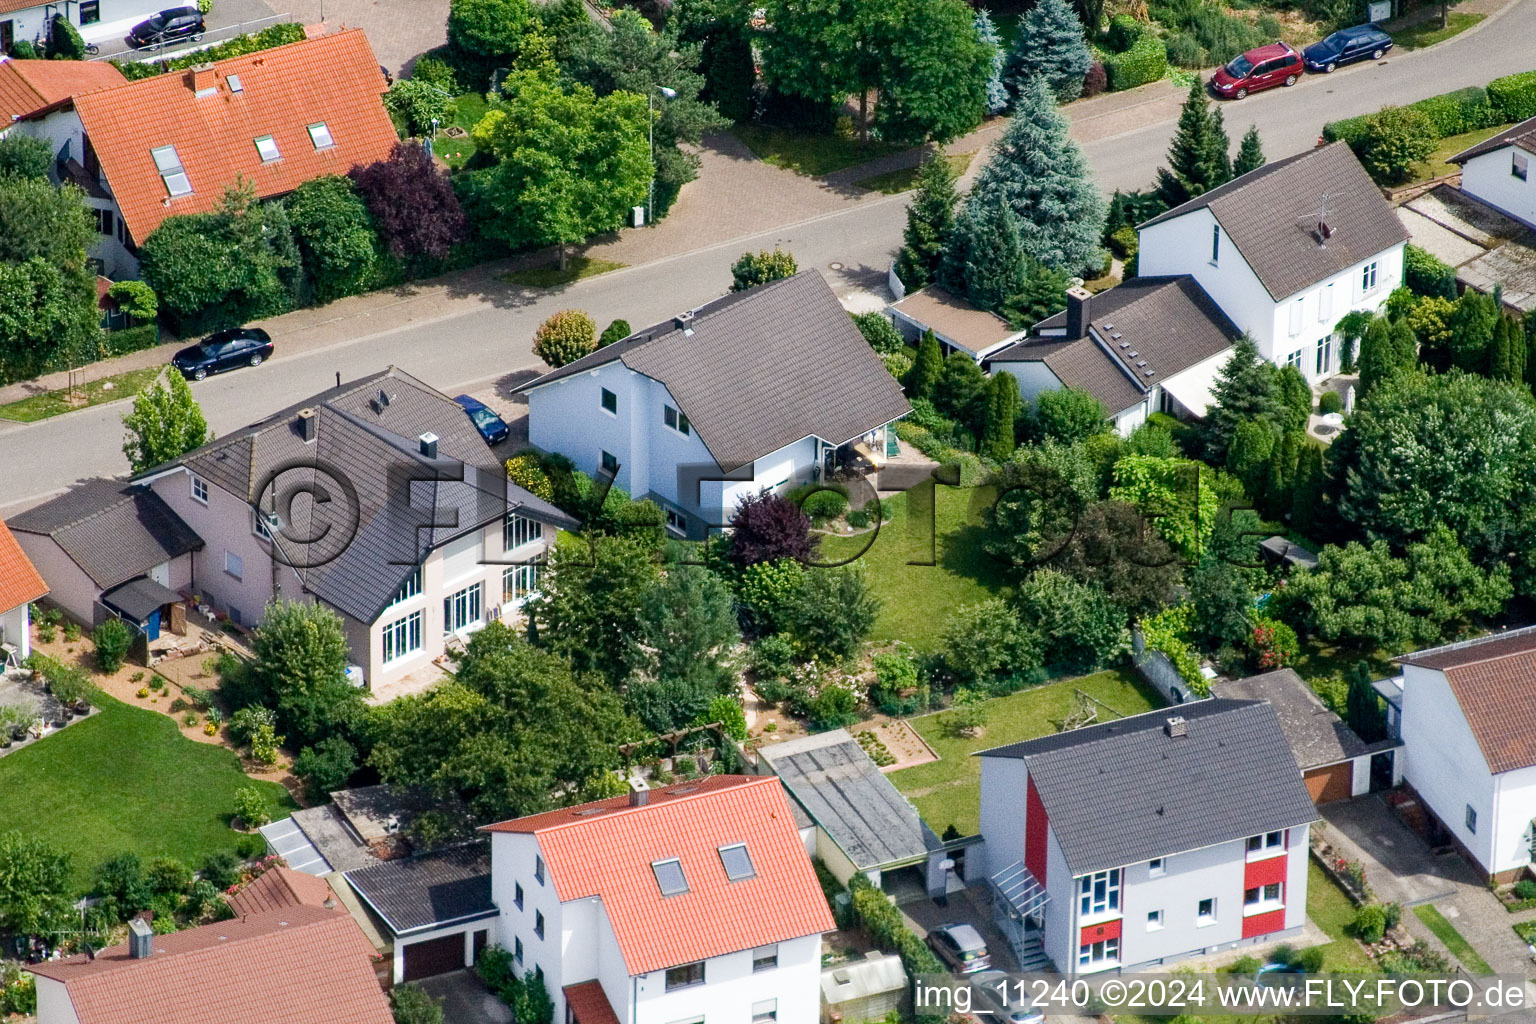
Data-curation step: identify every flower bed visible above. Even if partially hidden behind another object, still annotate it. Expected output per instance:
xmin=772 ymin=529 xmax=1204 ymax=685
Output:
xmin=1310 ymin=836 xmax=1373 ymax=906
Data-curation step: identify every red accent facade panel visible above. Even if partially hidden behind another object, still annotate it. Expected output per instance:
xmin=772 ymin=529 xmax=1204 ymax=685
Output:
xmin=1241 ymin=908 xmax=1286 ymax=939
xmin=1244 ymin=853 xmax=1289 ymax=888
xmin=1025 ymin=774 xmax=1048 ymax=885
xmin=1080 ymin=918 xmax=1122 ymax=946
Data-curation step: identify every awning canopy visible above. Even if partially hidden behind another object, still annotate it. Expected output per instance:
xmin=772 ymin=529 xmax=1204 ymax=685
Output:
xmin=991 ymin=861 xmax=1051 ymax=920
xmin=100 ymin=576 xmax=180 ymax=624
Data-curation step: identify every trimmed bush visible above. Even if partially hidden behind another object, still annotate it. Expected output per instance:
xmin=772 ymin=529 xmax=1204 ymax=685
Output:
xmin=93 ymin=619 xmax=134 ymax=674
xmin=1412 ymin=86 xmax=1498 ymax=137
xmin=1107 ymin=224 xmax=1138 ymax=259
xmin=1163 ymin=32 xmax=1204 ymax=69
xmin=1105 ymin=13 xmax=1143 ymax=51
xmin=112 ymin=24 xmax=307 ymax=80
xmin=1322 ymin=112 xmax=1372 ymax=146
xmin=1353 ymin=903 xmax=1387 ymax=943
xmin=532 ymin=309 xmax=597 ymax=368
xmin=505 ymin=453 xmax=555 ymax=500
xmin=1104 ymin=33 xmax=1167 ymax=91
xmin=1081 ymin=61 xmax=1107 ymax=98
xmin=1405 ymin=243 xmax=1457 ymax=299
xmin=801 ymin=489 xmax=849 ymax=521
xmin=100 ymin=323 xmax=161 ymax=359
xmin=1489 ymin=70 xmax=1536 ymax=123
xmin=1514 ymin=879 xmax=1536 ymax=900
xmin=1317 ymin=390 xmax=1342 ymax=415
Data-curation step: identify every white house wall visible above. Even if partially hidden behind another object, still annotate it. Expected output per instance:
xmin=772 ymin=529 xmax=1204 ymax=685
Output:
xmin=632 ymin=934 xmax=822 ymax=1024
xmin=0 ymin=603 xmax=29 ymax=660
xmin=1461 ymin=148 xmax=1536 ymax=229
xmin=0 ymin=0 xmax=167 ymax=47
xmin=1399 ymin=664 xmax=1499 ymax=873
xmin=490 ymin=833 xmax=569 ymax=1011
xmin=32 ymin=975 xmax=80 ymax=1024
xmin=1490 ymin=766 xmax=1536 ymax=877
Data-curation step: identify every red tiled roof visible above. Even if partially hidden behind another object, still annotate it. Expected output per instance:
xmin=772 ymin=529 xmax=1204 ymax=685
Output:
xmin=0 ymin=58 xmax=125 ymax=120
xmin=27 ymin=906 xmax=392 ymax=1024
xmin=227 ymin=865 xmax=335 ymax=916
xmin=70 ymin=29 xmax=397 ymax=244
xmin=483 ymin=776 xmax=834 ymax=976
xmin=565 ymin=981 xmax=623 ymax=1024
xmin=0 ymin=518 xmax=47 ymax=613
xmin=1441 ymin=653 xmax=1536 ymax=774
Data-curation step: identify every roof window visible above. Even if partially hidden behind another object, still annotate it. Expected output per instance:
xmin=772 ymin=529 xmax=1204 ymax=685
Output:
xmin=254 ymin=135 xmax=280 ymax=163
xmin=718 ymin=843 xmax=756 ymax=881
xmin=652 ymin=857 xmax=689 ymax=896
xmin=307 ymin=122 xmax=334 ymax=149
xmin=151 ymin=145 xmax=192 ymax=197
xmin=227 ymin=73 xmax=243 ymax=93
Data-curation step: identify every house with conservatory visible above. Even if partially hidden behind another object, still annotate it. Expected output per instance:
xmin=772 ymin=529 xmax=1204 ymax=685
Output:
xmin=979 ymin=699 xmax=1317 ymax=976
xmin=516 ymin=271 xmax=910 ymax=540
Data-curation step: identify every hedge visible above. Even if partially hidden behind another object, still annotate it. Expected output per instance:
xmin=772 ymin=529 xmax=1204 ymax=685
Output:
xmin=113 ymin=23 xmax=306 ymax=80
xmin=100 ymin=323 xmax=161 ymax=358
xmin=1488 ymin=70 xmax=1536 ymax=123
xmin=847 ymin=874 xmax=946 ymax=1024
xmin=1104 ymin=33 xmax=1168 ymax=92
xmin=1404 ymin=243 xmax=1457 ymax=299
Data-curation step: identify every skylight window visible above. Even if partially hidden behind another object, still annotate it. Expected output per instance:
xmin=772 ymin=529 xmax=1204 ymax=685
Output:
xmin=719 ymin=843 xmax=756 ymax=881
xmin=151 ymin=144 xmax=192 ymax=197
xmin=227 ymin=73 xmax=243 ymax=93
xmin=652 ymin=858 xmax=689 ymax=896
xmin=307 ymin=122 xmax=334 ymax=149
xmin=254 ymin=135 xmax=280 ymax=163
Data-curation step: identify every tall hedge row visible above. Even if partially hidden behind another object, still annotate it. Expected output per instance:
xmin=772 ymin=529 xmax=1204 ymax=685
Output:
xmin=1489 ymin=70 xmax=1536 ymax=123
xmin=1324 ymin=71 xmax=1536 ymax=147
xmin=1104 ymin=33 xmax=1168 ymax=92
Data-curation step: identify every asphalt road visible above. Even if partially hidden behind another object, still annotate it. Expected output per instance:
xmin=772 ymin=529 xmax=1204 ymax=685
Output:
xmin=3 ymin=0 xmax=1535 ymax=512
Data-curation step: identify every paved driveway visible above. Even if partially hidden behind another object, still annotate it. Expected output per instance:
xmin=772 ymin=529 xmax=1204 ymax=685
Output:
xmin=282 ymin=0 xmax=448 ymax=73
xmin=416 ymin=970 xmax=512 ymax=1024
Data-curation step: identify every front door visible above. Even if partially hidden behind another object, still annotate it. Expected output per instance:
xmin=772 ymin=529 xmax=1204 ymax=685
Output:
xmin=144 ymin=610 xmax=161 ymax=642
xmin=1 ymin=21 xmax=14 ymax=52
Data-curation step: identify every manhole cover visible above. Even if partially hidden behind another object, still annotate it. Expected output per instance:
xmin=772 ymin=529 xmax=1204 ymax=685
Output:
xmin=1315 ymin=425 xmax=1337 ymax=437
xmin=828 ymin=261 xmax=844 ymax=270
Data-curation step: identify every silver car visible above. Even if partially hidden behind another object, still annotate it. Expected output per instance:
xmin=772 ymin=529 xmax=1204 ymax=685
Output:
xmin=971 ymin=971 xmax=1046 ymax=1024
xmin=927 ymin=922 xmax=992 ymax=974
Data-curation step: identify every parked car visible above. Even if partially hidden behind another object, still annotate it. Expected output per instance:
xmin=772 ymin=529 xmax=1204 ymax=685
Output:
xmin=927 ymin=923 xmax=992 ymax=974
xmin=971 ymin=972 xmax=1046 ymax=1024
xmin=1303 ymin=25 xmax=1393 ymax=73
xmin=1210 ymin=41 xmax=1303 ymax=98
xmin=171 ymin=328 xmax=273 ymax=381
xmin=454 ymin=394 xmax=510 ymax=446
xmin=128 ymin=6 xmax=205 ymax=49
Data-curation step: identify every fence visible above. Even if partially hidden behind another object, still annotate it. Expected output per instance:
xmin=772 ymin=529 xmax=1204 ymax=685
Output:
xmin=88 ymin=13 xmax=293 ymax=63
xmin=1130 ymin=628 xmax=1203 ymax=706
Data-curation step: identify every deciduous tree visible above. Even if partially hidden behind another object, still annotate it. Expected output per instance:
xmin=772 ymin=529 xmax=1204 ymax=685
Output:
xmin=729 ymin=491 xmax=815 ymax=565
xmin=1034 ymin=387 xmax=1106 ymax=443
xmin=121 ymin=371 xmax=210 ymax=474
xmin=0 ymin=831 xmax=72 ymax=939
xmin=0 ymin=176 xmax=99 ymax=383
xmin=448 ymin=0 xmax=532 ymax=58
xmin=285 ymin=176 xmax=386 ymax=304
xmin=248 ymin=600 xmax=363 ymax=748
xmin=530 ymin=533 xmax=662 ymax=685
xmin=0 ymin=135 xmax=52 ymax=180
xmin=351 ymin=143 xmax=468 ymax=265
xmin=1014 ymin=569 xmax=1128 ymax=671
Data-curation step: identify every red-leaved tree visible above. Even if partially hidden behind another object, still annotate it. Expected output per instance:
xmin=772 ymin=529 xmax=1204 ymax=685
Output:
xmin=729 ymin=491 xmax=813 ymax=566
xmin=350 ymin=142 xmax=467 ymax=264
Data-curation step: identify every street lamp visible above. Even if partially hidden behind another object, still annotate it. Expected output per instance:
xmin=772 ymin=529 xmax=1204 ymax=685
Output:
xmin=648 ymin=85 xmax=677 ymax=226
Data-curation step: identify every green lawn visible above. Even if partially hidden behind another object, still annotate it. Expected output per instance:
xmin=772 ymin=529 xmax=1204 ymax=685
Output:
xmin=888 ymin=668 xmax=1160 ymax=837
xmin=1392 ymin=11 xmax=1484 ymax=49
xmin=500 ymin=257 xmax=626 ymax=288
xmin=855 ymin=151 xmax=974 ymax=194
xmin=435 ymin=91 xmax=494 ymax=169
xmin=0 ymin=367 xmax=163 ymax=423
xmin=732 ymin=124 xmax=906 ymax=177
xmin=1412 ymin=122 xmax=1516 ymax=182
xmin=1414 ymin=904 xmax=1494 ymax=973
xmin=0 ymin=695 xmax=293 ymax=890
xmin=1291 ymin=638 xmax=1393 ymax=715
xmin=821 ymin=484 xmax=1011 ymax=651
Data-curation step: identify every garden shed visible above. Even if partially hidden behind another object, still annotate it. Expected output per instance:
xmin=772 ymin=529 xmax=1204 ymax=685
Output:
xmin=820 ymin=951 xmax=907 ymax=1024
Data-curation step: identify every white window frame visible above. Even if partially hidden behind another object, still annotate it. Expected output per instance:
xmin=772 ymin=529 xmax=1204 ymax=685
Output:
xmin=1319 ymin=281 xmax=1334 ymax=322
xmin=752 ymin=944 xmax=778 ymax=972
xmin=535 ymin=855 xmax=545 ymax=885
xmin=502 ymin=561 xmax=541 ymax=607
xmin=381 ymin=609 xmax=423 ymax=664
xmin=600 ymin=450 xmax=618 ymax=475
xmin=514 ymin=883 xmax=524 ymax=909
xmin=1243 ymin=882 xmax=1285 ymax=915
xmin=600 ymin=387 xmax=617 ymax=415
xmin=1197 ymin=897 xmax=1217 ymax=926
xmin=665 ymin=961 xmax=705 ymax=991
xmin=1286 ymin=349 xmax=1304 ymax=371
xmin=252 ymin=508 xmax=274 ymax=542
xmin=151 ymin=144 xmax=192 ymax=196
xmin=224 ymin=550 xmax=243 ymax=580
xmin=1315 ymin=335 xmax=1332 ymax=377
xmin=1077 ymin=937 xmax=1120 ymax=970
xmin=503 ymin=514 xmax=543 ymax=552
xmin=190 ymin=474 xmax=209 ymax=504
xmin=663 ymin=404 xmax=691 ymax=436
xmin=1148 ymin=857 xmax=1165 ymax=878
xmin=1147 ymin=909 xmax=1163 ymax=931
xmin=1211 ymin=224 xmax=1220 ymax=265
xmin=443 ymin=582 xmax=482 ymax=634
xmin=751 ymin=999 xmax=777 ymax=1024
xmin=664 ymin=508 xmax=687 ymax=536
xmin=1078 ymin=869 xmax=1120 ymax=920
xmin=387 ymin=566 xmax=423 ymax=609
xmin=535 ymin=910 xmax=545 ymax=938
xmin=514 ymin=937 xmax=524 ymax=963
xmin=1361 ymin=261 xmax=1379 ymax=294
xmin=254 ymin=135 xmax=280 ymax=162
xmin=307 ymin=122 xmax=334 ymax=149
xmin=1246 ymin=831 xmax=1285 ymax=859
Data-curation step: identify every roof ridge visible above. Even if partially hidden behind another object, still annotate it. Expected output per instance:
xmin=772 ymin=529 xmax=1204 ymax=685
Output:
xmin=1400 ymin=625 xmax=1536 ymax=668
xmin=47 ymin=482 xmax=136 ymax=535
xmin=980 ymin=698 xmax=1264 ymax=758
xmin=48 ymin=907 xmax=340 ymax=976
xmin=523 ymin=775 xmax=774 ymax=835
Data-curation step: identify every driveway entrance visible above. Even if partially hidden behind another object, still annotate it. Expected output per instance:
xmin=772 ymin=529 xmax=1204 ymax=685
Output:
xmin=415 ymin=970 xmax=511 ymax=1024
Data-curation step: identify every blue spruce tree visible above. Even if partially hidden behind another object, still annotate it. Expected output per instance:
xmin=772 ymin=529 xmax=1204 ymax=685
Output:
xmin=1004 ymin=0 xmax=1091 ymax=104
xmin=974 ymin=9 xmax=1009 ymax=115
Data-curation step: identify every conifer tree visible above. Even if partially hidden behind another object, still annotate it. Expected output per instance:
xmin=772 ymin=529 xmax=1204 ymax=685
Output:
xmin=1346 ymin=661 xmax=1384 ymax=742
xmin=894 ymin=153 xmax=960 ymax=290
xmin=939 ymin=190 xmax=1029 ymax=312
xmin=1356 ymin=317 xmax=1398 ymax=398
xmin=967 ymin=76 xmax=1105 ymax=274
xmin=1233 ymin=124 xmax=1266 ymax=177
xmin=1263 ymin=430 xmax=1302 ymax=520
xmin=974 ymin=9 xmax=1009 ymax=114
xmin=980 ymin=371 xmax=1021 ymax=461
xmin=1003 ymin=0 xmax=1091 ymax=104
xmin=1290 ymin=443 xmax=1325 ymax=539
xmin=1202 ymin=336 xmax=1281 ymax=463
xmin=906 ymin=329 xmax=944 ymax=400
xmin=1154 ymin=81 xmax=1232 ymax=207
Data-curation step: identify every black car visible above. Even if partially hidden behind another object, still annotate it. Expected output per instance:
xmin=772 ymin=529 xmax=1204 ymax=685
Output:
xmin=172 ymin=328 xmax=273 ymax=381
xmin=128 ymin=6 xmax=205 ymax=49
xmin=1303 ymin=25 xmax=1392 ymax=73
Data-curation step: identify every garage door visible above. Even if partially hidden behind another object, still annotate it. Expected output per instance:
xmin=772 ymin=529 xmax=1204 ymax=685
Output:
xmin=1305 ymin=763 xmax=1353 ymax=804
xmin=402 ymin=934 xmax=464 ymax=981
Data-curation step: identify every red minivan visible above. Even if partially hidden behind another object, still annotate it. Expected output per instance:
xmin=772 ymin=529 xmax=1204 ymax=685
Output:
xmin=1210 ymin=41 xmax=1303 ymax=99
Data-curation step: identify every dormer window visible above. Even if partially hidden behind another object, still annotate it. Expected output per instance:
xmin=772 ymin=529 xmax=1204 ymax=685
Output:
xmin=151 ymin=145 xmax=192 ymax=197
xmin=718 ymin=843 xmax=755 ymax=881
xmin=307 ymin=122 xmax=335 ymax=149
xmin=254 ymin=135 xmax=280 ymax=163
xmin=652 ymin=857 xmax=689 ymax=896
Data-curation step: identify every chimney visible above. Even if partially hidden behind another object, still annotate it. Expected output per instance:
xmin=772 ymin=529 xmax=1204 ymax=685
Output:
xmin=1065 ymin=286 xmax=1093 ymax=340
xmin=674 ymin=311 xmax=695 ymax=336
xmin=296 ymin=407 xmax=316 ymax=442
xmin=418 ymin=432 xmax=438 ymax=459
xmin=128 ymin=918 xmax=154 ymax=959
xmin=628 ymin=777 xmax=649 ymax=807
xmin=1164 ymin=716 xmax=1187 ymax=739
xmin=187 ymin=63 xmax=218 ymax=96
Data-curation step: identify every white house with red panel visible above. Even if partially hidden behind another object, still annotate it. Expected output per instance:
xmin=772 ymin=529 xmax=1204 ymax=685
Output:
xmin=978 ymin=700 xmax=1317 ymax=976
xmin=481 ymin=775 xmax=835 ymax=1024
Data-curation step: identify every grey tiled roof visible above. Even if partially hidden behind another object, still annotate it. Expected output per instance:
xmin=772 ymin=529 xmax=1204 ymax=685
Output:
xmin=138 ymin=367 xmax=578 ymax=624
xmin=977 ymin=699 xmax=1317 ymax=875
xmin=517 ymin=272 xmax=912 ymax=472
xmin=1043 ymin=340 xmax=1146 ymax=416
xmin=8 ymin=478 xmax=202 ymax=589
xmin=1450 ymin=114 xmax=1536 ymax=165
xmin=343 ymin=843 xmax=494 ymax=936
xmin=1211 ymin=670 xmax=1370 ymax=770
xmin=1139 ymin=143 xmax=1409 ymax=300
xmin=759 ymin=729 xmax=932 ymax=869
